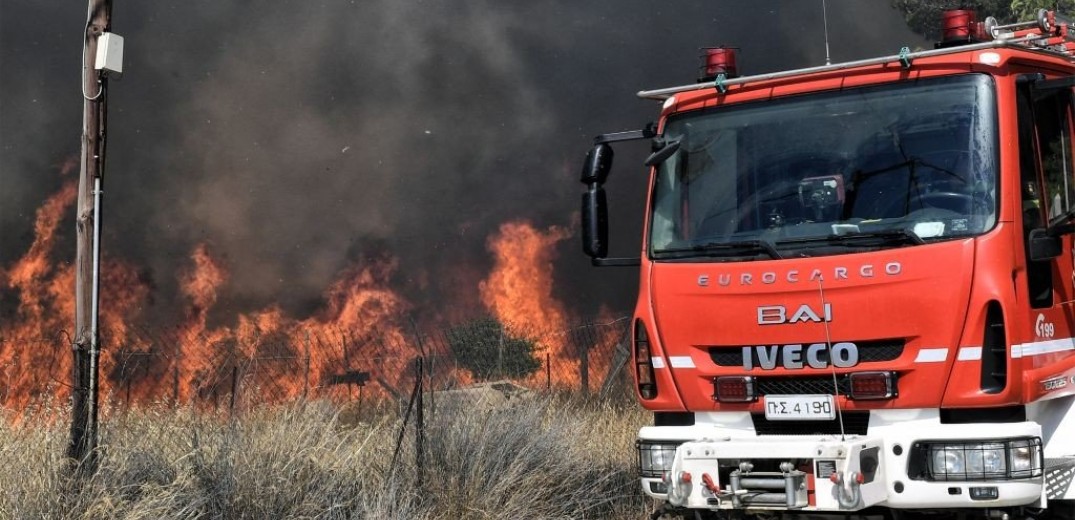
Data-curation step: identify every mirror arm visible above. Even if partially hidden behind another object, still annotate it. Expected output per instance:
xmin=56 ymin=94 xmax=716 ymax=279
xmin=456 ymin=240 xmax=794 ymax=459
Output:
xmin=1049 ymin=222 xmax=1075 ymax=236
xmin=592 ymin=257 xmax=642 ymax=267
xmin=593 ymin=123 xmax=656 ymax=145
xmin=1034 ymin=75 xmax=1075 ymax=92
xmin=1047 ymin=211 xmax=1075 ymax=236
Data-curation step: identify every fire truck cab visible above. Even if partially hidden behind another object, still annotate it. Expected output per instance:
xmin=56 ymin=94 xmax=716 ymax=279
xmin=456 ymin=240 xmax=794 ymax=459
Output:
xmin=581 ymin=10 xmax=1075 ymax=519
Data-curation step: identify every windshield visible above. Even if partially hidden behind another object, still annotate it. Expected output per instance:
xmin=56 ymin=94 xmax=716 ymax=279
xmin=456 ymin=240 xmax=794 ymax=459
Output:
xmin=649 ymin=74 xmax=997 ymax=260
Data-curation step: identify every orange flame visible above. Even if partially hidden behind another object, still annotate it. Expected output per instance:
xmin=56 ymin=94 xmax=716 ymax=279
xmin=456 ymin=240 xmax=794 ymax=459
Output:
xmin=181 ymin=243 xmax=227 ymax=324
xmin=0 ymin=173 xmax=79 ymax=411
xmin=5 ymin=182 xmax=77 ymax=319
xmin=3 ymin=169 xmax=611 ymax=410
xmin=479 ymin=220 xmax=572 ymax=354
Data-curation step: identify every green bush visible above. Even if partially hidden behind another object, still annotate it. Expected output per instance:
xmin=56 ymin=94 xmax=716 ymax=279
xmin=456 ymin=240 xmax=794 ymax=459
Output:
xmin=445 ymin=317 xmax=542 ymax=381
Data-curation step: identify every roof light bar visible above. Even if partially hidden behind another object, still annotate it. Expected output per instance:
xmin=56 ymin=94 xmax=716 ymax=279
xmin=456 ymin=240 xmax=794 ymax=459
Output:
xmin=638 ymin=32 xmax=1062 ymax=100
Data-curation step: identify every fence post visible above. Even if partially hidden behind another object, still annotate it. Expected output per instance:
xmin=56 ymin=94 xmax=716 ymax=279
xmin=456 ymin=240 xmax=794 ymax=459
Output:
xmin=429 ymin=354 xmax=435 ymax=421
xmin=229 ymin=365 xmax=239 ymax=417
xmin=497 ymin=326 xmax=504 ymax=378
xmin=599 ymin=319 xmax=633 ymax=397
xmin=546 ymin=352 xmax=551 ymax=390
xmin=580 ymin=343 xmax=589 ymax=395
xmin=313 ymin=332 xmax=331 ymax=399
xmin=338 ymin=328 xmax=350 ymax=399
xmin=358 ymin=384 xmax=365 ymax=419
xmin=415 ymin=357 xmax=425 ymax=487
xmin=172 ymin=362 xmax=179 ymax=406
xmin=303 ymin=330 xmax=311 ymax=401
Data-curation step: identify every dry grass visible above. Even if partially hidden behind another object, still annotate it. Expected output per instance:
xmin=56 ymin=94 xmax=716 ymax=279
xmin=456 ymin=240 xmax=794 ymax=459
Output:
xmin=0 ymin=392 xmax=653 ymax=519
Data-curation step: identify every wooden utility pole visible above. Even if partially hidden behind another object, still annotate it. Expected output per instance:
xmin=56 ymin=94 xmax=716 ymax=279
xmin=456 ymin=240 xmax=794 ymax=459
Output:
xmin=69 ymin=0 xmax=113 ymax=467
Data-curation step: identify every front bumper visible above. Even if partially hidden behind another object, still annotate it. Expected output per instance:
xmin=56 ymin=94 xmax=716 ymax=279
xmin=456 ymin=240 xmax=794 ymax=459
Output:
xmin=639 ymin=410 xmax=1044 ymax=512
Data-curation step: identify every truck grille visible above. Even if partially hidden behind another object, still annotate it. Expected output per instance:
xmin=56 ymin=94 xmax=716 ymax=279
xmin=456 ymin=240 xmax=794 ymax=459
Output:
xmin=708 ymin=339 xmax=904 ymax=366
xmin=756 ymin=376 xmax=851 ymax=396
xmin=751 ymin=411 xmax=870 ymax=435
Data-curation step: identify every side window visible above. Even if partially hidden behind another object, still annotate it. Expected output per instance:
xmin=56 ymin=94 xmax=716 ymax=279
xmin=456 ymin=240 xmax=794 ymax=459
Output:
xmin=1017 ymin=77 xmax=1075 ymax=309
xmin=1039 ymin=89 xmax=1075 ymax=220
xmin=1017 ymin=81 xmax=1050 ymax=308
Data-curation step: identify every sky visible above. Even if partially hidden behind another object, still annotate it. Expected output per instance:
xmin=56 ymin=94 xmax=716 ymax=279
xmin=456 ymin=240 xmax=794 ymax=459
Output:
xmin=0 ymin=1 xmax=930 ymax=327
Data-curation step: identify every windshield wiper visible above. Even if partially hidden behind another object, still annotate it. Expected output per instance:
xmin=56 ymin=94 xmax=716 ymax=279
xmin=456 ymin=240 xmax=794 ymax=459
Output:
xmin=657 ymin=239 xmax=783 ymax=260
xmin=781 ymin=228 xmax=925 ymax=247
xmin=839 ymin=228 xmax=925 ymax=245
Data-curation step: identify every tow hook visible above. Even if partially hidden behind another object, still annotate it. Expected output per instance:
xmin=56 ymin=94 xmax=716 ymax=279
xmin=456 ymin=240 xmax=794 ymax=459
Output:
xmin=664 ymin=469 xmax=693 ymax=507
xmin=701 ymin=473 xmax=719 ymax=494
xmin=829 ymin=470 xmax=864 ymax=509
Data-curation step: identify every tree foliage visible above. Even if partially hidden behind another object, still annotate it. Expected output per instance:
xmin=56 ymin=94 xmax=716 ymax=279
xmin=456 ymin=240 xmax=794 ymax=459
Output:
xmin=446 ymin=316 xmax=542 ymax=381
xmin=1010 ymin=0 xmax=1073 ymax=18
xmin=892 ymin=0 xmax=1072 ymax=40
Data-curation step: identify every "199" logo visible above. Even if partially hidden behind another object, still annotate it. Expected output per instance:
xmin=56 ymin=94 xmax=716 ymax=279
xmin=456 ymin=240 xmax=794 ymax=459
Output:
xmin=1035 ymin=314 xmax=1055 ymax=338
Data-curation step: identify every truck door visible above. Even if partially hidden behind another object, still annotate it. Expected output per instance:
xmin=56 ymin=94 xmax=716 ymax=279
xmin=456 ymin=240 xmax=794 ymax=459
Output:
xmin=1016 ymin=74 xmax=1075 ymax=369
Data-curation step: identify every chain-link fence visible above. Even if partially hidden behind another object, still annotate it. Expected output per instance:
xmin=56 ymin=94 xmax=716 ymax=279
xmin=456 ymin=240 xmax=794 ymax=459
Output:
xmin=0 ymin=316 xmax=633 ymax=414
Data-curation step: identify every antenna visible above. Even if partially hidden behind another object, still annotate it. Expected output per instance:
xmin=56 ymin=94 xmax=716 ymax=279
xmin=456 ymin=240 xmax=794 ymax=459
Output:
xmin=822 ymin=0 xmax=833 ymax=65
xmin=817 ymin=277 xmax=846 ymax=441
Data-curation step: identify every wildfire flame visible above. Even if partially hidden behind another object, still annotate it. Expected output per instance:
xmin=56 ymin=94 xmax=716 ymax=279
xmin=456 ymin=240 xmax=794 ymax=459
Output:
xmin=1 ymin=160 xmax=79 ymax=410
xmin=1 ymin=168 xmax=616 ymax=411
xmin=476 ymin=220 xmax=618 ymax=388
xmin=5 ymin=182 xmax=77 ymax=319
xmin=479 ymin=220 xmax=571 ymax=357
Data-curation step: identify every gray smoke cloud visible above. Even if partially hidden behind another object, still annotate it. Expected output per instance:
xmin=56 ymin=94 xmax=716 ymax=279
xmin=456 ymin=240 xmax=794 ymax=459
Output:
xmin=0 ymin=1 xmax=928 ymax=324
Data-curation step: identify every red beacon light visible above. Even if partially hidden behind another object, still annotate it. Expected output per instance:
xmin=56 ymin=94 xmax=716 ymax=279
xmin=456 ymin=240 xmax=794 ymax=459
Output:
xmin=938 ymin=9 xmax=990 ymax=47
xmin=698 ymin=46 xmax=739 ymax=82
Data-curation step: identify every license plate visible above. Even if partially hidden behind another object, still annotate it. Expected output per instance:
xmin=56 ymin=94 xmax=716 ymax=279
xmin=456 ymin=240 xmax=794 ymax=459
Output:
xmin=764 ymin=394 xmax=835 ymax=421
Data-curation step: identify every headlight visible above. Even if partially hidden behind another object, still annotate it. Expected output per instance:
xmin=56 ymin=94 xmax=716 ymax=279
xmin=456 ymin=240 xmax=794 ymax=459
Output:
xmin=1008 ymin=438 xmax=1043 ymax=478
xmin=965 ymin=443 xmax=1006 ymax=475
xmin=637 ymin=441 xmax=681 ymax=478
xmin=912 ymin=437 xmax=1042 ymax=481
xmin=931 ymin=445 xmax=966 ymax=476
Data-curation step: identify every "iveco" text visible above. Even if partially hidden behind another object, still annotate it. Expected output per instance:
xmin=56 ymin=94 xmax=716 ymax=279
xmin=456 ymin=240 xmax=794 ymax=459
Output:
xmin=742 ymin=343 xmax=859 ymax=370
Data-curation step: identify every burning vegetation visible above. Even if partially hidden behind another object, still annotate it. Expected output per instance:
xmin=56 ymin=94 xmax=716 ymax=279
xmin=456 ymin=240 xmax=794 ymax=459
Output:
xmin=0 ymin=166 xmax=622 ymax=411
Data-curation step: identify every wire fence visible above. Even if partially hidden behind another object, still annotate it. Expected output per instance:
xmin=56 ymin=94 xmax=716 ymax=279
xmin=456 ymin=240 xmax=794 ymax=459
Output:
xmin=0 ymin=316 xmax=633 ymax=415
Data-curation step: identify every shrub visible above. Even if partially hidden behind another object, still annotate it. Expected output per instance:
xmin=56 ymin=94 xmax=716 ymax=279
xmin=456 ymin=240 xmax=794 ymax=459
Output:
xmin=445 ymin=316 xmax=541 ymax=381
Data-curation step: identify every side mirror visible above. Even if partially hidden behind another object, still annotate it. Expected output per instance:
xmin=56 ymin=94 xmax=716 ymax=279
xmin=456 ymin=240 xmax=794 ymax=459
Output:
xmin=1029 ymin=228 xmax=1062 ymax=261
xmin=580 ymin=144 xmax=613 ymax=184
xmin=582 ymin=186 xmax=608 ymax=258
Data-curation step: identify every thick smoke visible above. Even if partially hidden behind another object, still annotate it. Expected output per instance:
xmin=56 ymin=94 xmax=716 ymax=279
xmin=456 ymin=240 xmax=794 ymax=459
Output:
xmin=0 ymin=1 xmax=928 ymax=325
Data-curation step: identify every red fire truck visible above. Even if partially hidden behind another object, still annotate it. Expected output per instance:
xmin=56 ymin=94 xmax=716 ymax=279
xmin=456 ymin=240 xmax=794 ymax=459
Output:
xmin=580 ymin=9 xmax=1075 ymax=518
